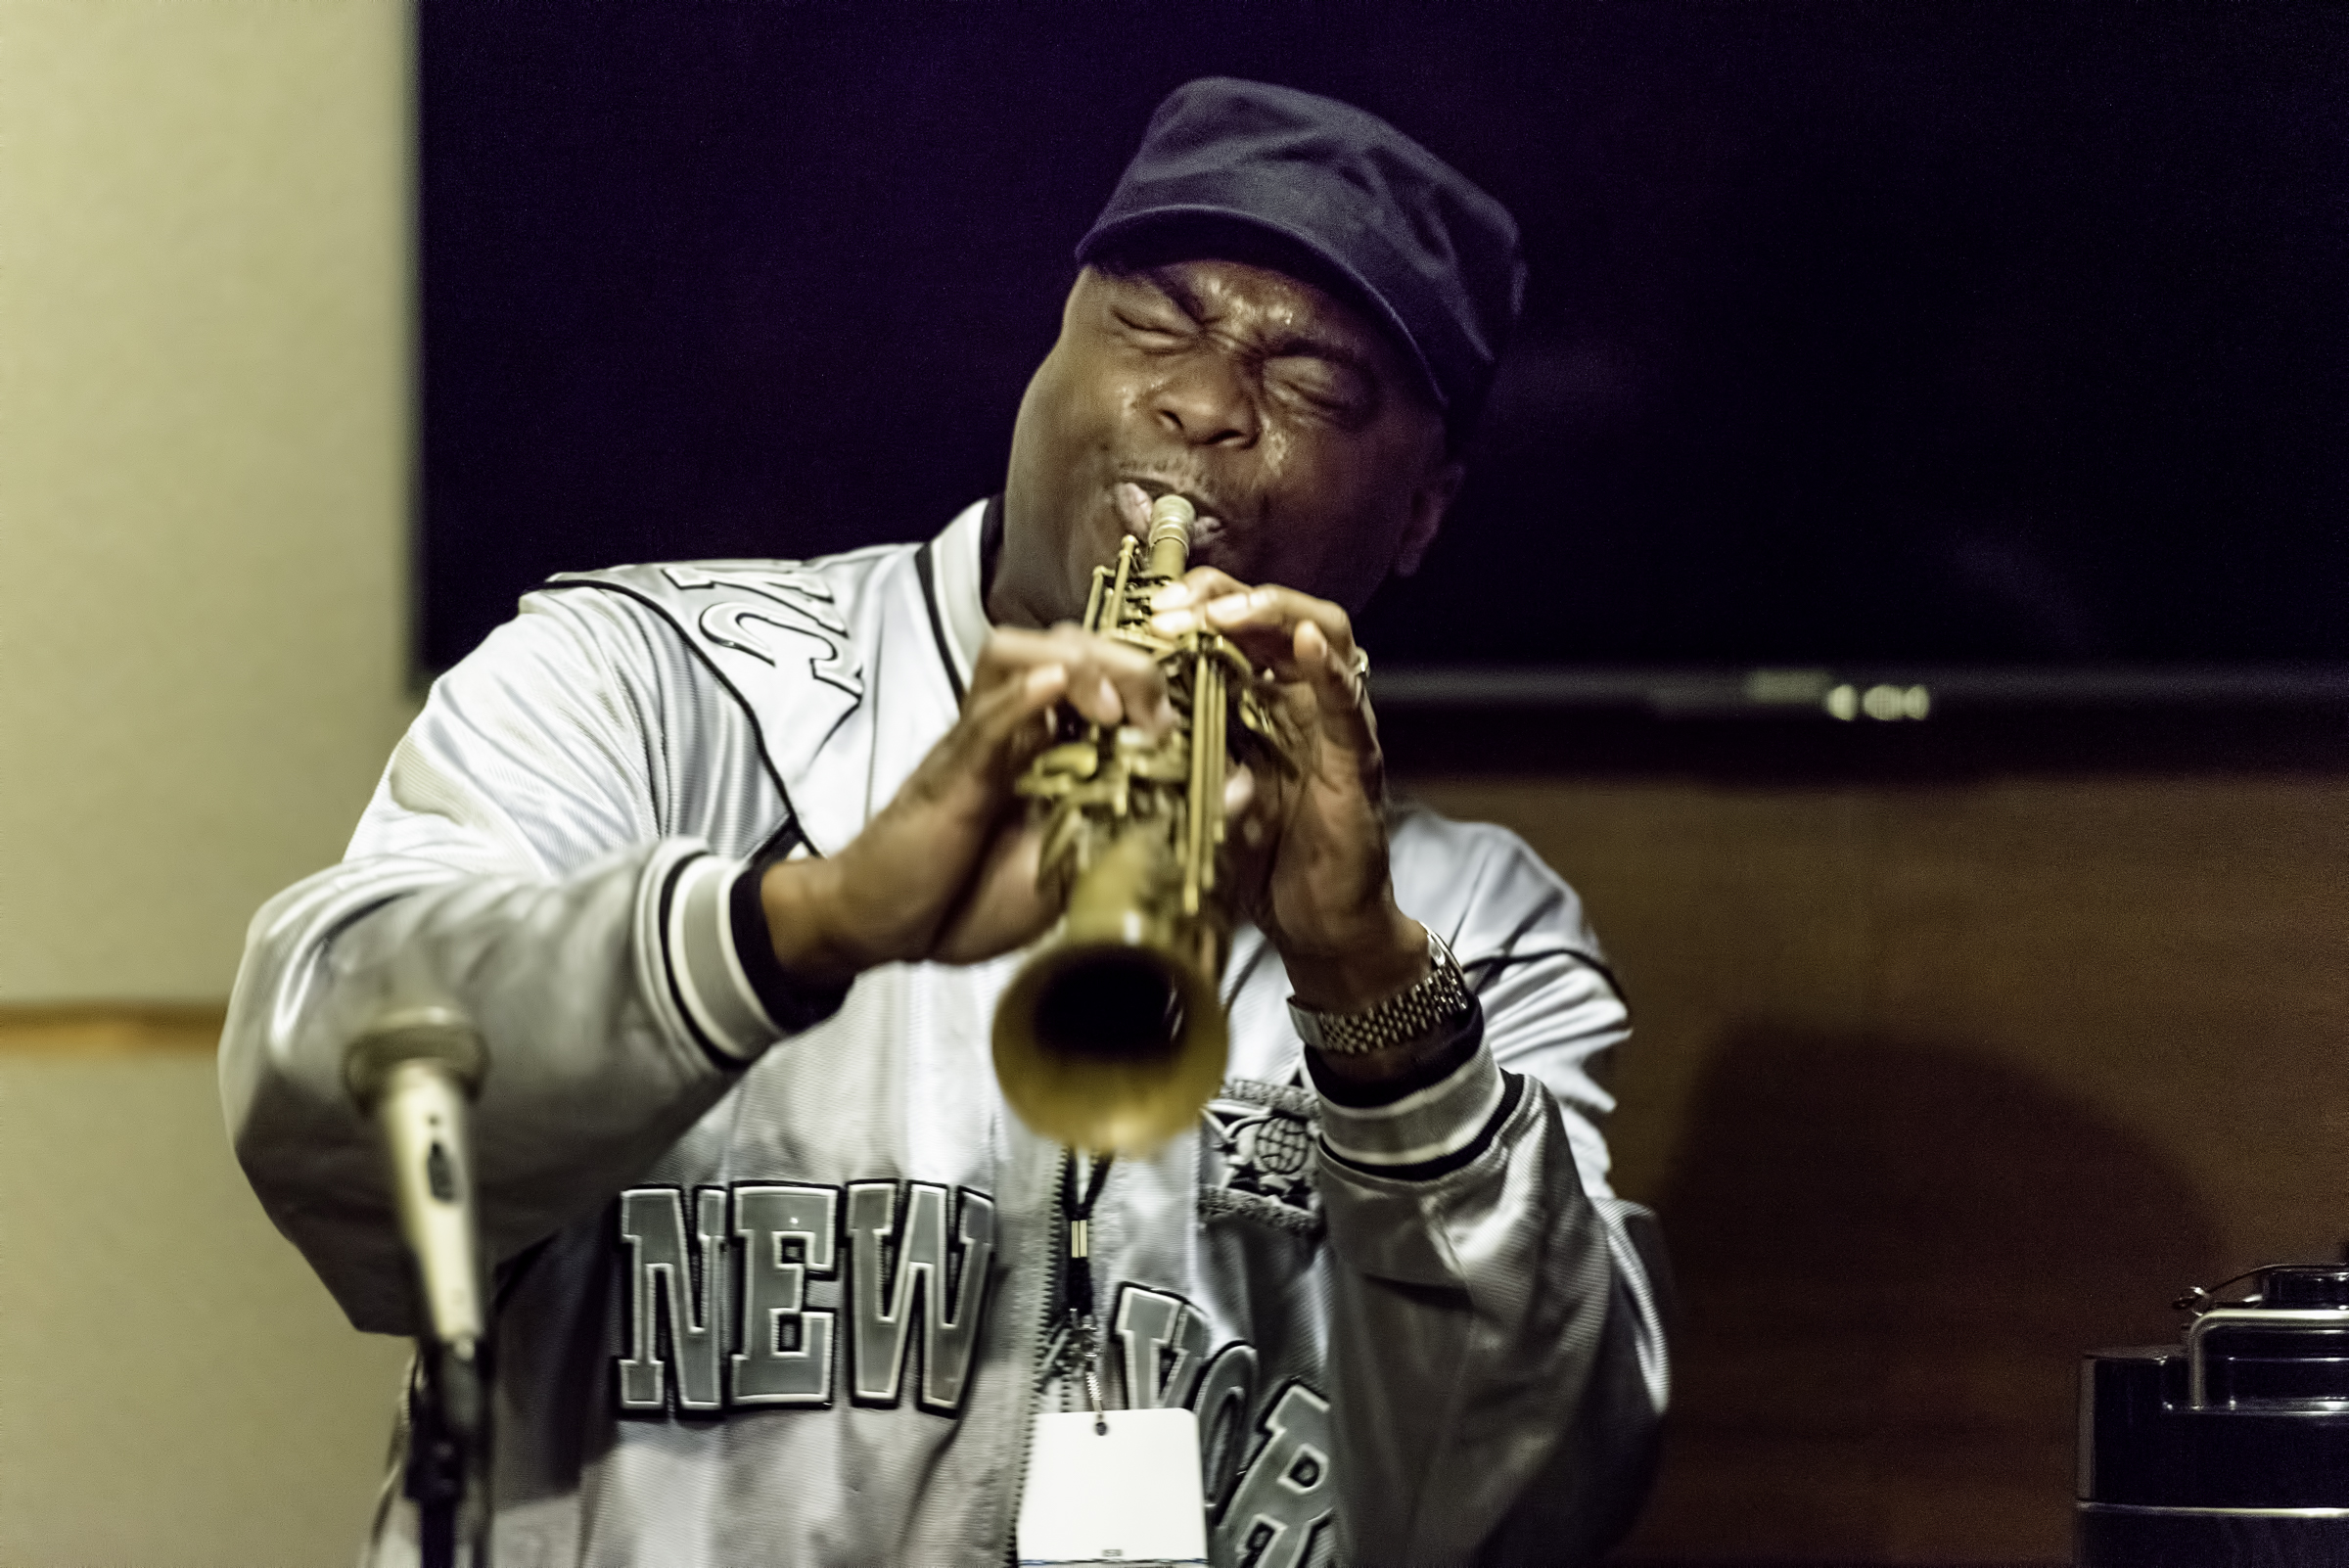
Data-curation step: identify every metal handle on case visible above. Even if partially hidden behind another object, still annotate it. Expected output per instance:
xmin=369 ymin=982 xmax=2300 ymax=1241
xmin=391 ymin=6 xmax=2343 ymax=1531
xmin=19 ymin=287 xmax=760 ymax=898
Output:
xmin=2184 ymin=1307 xmax=2349 ymax=1408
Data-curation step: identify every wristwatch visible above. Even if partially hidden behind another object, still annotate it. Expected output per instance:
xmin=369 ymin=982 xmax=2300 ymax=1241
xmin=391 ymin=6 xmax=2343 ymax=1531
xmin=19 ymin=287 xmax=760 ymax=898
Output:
xmin=1288 ymin=926 xmax=1473 ymax=1056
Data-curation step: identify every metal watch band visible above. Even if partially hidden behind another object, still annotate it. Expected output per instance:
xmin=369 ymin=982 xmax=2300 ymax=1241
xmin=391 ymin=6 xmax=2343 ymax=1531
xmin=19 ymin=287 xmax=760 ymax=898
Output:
xmin=1288 ymin=927 xmax=1473 ymax=1056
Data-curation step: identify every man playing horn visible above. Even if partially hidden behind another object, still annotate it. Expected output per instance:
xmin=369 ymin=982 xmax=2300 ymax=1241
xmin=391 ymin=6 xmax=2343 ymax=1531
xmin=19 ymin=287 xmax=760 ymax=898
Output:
xmin=224 ymin=77 xmax=1667 ymax=1567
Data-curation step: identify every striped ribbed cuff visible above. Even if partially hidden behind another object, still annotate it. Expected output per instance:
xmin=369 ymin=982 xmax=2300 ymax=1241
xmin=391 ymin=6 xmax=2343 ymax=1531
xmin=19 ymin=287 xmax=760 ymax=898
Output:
xmin=657 ymin=853 xmax=788 ymax=1065
xmin=1315 ymin=1043 xmax=1520 ymax=1181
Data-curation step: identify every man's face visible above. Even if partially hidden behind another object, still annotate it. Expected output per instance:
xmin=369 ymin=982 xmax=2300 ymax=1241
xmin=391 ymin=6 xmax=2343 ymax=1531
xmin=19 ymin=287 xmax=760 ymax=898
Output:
xmin=992 ymin=256 xmax=1462 ymax=628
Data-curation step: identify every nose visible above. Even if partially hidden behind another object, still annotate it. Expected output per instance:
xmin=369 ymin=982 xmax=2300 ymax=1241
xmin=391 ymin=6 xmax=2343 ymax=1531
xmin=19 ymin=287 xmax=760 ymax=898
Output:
xmin=1149 ymin=349 xmax=1258 ymax=448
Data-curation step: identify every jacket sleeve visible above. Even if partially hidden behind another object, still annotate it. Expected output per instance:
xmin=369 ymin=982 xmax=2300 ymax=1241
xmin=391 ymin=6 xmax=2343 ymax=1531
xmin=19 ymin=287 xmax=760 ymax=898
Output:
xmin=219 ymin=589 xmax=802 ymax=1335
xmin=1312 ymin=817 xmax=1669 ymax=1565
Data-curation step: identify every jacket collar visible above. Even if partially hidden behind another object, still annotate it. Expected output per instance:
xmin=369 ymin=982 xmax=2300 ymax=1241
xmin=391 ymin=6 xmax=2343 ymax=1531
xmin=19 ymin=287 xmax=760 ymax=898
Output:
xmin=922 ymin=497 xmax=994 ymax=697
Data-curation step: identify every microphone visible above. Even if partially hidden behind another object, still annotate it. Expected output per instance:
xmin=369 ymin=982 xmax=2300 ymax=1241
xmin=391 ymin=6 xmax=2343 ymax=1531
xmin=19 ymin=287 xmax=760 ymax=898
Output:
xmin=346 ymin=1006 xmax=491 ymax=1568
xmin=346 ymin=1006 xmax=489 ymax=1360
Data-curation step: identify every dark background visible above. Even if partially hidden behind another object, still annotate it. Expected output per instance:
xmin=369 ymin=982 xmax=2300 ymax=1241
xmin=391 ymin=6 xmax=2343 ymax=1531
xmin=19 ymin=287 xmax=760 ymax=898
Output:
xmin=421 ymin=1 xmax=2348 ymax=677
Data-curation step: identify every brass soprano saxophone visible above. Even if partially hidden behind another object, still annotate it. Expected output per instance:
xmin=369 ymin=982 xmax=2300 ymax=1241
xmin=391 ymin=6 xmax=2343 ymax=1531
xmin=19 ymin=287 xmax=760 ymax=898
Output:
xmin=990 ymin=494 xmax=1288 ymax=1153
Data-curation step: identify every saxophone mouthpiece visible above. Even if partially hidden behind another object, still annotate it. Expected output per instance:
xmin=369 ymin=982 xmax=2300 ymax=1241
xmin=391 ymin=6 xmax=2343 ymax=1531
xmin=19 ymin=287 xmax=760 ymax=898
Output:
xmin=1146 ymin=494 xmax=1195 ymax=579
xmin=1147 ymin=492 xmax=1195 ymax=545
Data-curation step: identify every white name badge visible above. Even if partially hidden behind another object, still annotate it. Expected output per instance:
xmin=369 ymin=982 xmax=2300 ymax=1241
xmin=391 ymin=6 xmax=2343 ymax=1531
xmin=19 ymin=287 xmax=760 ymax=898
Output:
xmin=1016 ymin=1407 xmax=1209 ymax=1565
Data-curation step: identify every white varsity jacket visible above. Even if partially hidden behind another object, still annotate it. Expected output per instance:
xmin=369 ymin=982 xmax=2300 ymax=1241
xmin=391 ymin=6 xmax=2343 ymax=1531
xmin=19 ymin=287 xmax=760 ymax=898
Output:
xmin=220 ymin=499 xmax=1669 ymax=1567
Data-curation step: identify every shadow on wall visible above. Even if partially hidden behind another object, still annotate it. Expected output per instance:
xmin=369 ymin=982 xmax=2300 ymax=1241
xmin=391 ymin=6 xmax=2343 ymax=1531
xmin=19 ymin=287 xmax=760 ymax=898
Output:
xmin=1620 ymin=1027 xmax=2227 ymax=1564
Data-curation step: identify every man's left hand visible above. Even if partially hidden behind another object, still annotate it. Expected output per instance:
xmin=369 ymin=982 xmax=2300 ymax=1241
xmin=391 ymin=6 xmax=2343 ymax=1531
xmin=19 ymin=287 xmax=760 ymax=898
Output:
xmin=1149 ymin=568 xmax=1431 ymax=1018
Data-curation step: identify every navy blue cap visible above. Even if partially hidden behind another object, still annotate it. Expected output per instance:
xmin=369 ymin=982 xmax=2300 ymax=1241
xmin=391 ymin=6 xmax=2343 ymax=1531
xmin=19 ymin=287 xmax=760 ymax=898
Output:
xmin=1077 ymin=77 xmax=1526 ymax=429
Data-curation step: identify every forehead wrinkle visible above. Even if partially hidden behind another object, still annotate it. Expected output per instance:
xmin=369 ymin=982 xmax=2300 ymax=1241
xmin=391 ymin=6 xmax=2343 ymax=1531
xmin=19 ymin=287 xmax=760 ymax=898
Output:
xmin=1138 ymin=264 xmax=1210 ymax=322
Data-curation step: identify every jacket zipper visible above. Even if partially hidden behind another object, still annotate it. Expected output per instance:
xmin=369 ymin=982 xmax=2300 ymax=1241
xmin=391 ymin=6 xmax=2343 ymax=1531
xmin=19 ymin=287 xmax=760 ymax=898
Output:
xmin=999 ymin=1148 xmax=1074 ymax=1567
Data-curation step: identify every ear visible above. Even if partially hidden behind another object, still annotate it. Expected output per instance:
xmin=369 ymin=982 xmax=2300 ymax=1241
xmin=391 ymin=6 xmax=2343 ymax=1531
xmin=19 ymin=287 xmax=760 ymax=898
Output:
xmin=1393 ymin=455 xmax=1464 ymax=578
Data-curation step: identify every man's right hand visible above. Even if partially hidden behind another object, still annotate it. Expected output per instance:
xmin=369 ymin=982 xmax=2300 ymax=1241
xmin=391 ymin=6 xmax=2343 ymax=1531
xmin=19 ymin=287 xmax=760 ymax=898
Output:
xmin=757 ymin=623 xmax=1174 ymax=989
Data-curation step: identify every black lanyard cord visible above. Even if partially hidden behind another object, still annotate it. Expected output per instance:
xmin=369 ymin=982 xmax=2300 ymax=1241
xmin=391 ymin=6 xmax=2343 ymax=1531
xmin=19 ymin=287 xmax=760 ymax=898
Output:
xmin=1053 ymin=1149 xmax=1117 ymax=1427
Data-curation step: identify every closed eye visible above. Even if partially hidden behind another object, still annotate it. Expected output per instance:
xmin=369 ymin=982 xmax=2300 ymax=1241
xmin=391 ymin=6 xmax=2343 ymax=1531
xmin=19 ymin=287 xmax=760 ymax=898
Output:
xmin=1114 ymin=308 xmax=1190 ymax=345
xmin=1267 ymin=354 xmax=1375 ymax=424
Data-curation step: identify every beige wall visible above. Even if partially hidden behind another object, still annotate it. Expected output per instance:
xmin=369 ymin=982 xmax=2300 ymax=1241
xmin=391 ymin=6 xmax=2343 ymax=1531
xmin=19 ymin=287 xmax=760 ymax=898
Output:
xmin=0 ymin=1038 xmax=412 ymax=1565
xmin=1 ymin=3 xmax=421 ymax=1561
xmin=1 ymin=0 xmax=420 ymax=1005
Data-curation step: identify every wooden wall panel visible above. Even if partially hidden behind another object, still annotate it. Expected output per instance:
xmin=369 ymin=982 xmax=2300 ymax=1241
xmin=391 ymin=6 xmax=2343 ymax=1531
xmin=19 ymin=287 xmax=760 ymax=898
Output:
xmin=1405 ymin=772 xmax=2349 ymax=1562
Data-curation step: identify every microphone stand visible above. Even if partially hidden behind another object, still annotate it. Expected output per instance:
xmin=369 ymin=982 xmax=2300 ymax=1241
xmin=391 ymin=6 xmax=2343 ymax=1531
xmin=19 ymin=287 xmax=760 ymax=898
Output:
xmin=346 ymin=1008 xmax=492 ymax=1568
xmin=405 ymin=1329 xmax=487 ymax=1568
